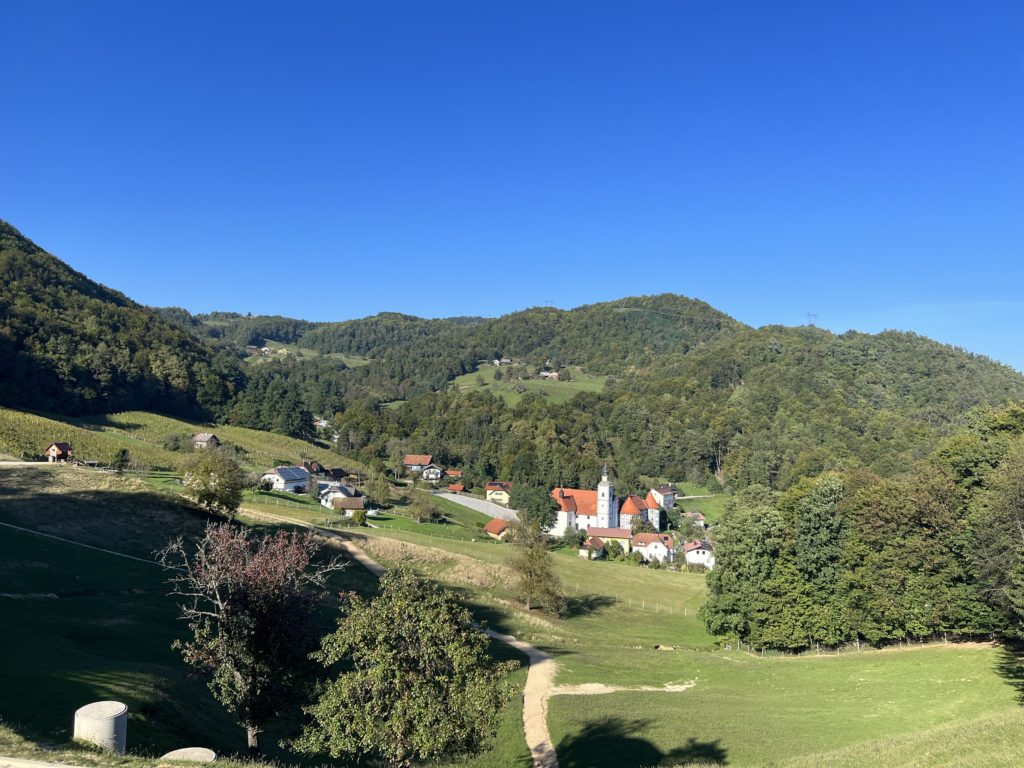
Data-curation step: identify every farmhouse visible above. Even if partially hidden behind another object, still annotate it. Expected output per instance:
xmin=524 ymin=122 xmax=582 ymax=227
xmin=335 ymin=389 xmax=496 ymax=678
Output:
xmin=683 ymin=540 xmax=716 ymax=569
xmin=421 ymin=463 xmax=445 ymax=482
xmin=447 ymin=483 xmax=465 ymax=493
xmin=447 ymin=469 xmax=463 ymax=478
xmin=403 ymin=454 xmax=433 ymax=473
xmin=685 ymin=511 xmax=707 ymax=530
xmin=191 ymin=433 xmax=220 ymax=450
xmin=45 ymin=442 xmax=73 ymax=463
xmin=260 ymin=466 xmax=312 ymax=493
xmin=484 ymin=518 xmax=511 ymax=540
xmin=485 ymin=481 xmax=512 ymax=505
xmin=632 ymin=532 xmax=675 ymax=563
xmin=303 ymin=460 xmax=330 ymax=477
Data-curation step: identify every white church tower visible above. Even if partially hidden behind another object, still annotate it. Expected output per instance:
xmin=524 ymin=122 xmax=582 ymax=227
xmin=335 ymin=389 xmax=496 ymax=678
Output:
xmin=596 ymin=465 xmax=619 ymax=528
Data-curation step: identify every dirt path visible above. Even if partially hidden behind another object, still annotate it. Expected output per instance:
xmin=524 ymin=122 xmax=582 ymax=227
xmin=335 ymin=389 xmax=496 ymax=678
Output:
xmin=551 ymin=681 xmax=696 ymax=695
xmin=241 ymin=507 xmax=560 ymax=768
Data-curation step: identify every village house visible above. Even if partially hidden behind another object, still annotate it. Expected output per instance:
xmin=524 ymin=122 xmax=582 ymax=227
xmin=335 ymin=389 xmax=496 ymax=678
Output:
xmin=647 ymin=484 xmax=676 ymax=510
xmin=631 ymin=532 xmax=676 ymax=563
xmin=447 ymin=469 xmax=463 ymax=479
xmin=421 ymin=463 xmax=445 ymax=482
xmin=45 ymin=442 xmax=73 ymax=463
xmin=578 ymin=536 xmax=605 ymax=560
xmin=484 ymin=518 xmax=511 ymax=540
xmin=538 ymin=370 xmax=560 ymax=380
xmin=683 ymin=540 xmax=716 ymax=570
xmin=403 ymin=454 xmax=433 ymax=473
xmin=192 ymin=433 xmax=220 ymax=450
xmin=585 ymin=526 xmax=633 ymax=552
xmin=485 ymin=481 xmax=512 ymax=505
xmin=684 ymin=511 xmax=707 ymax=530
xmin=260 ymin=466 xmax=312 ymax=493
xmin=447 ymin=483 xmax=465 ymax=493
xmin=302 ymin=460 xmax=329 ymax=477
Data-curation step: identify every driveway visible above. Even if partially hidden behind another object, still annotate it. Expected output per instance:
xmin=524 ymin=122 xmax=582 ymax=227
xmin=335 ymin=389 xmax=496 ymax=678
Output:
xmin=432 ymin=491 xmax=519 ymax=521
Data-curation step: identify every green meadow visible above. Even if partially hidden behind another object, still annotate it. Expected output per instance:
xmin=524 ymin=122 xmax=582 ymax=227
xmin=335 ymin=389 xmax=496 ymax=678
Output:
xmin=451 ymin=364 xmax=607 ymax=406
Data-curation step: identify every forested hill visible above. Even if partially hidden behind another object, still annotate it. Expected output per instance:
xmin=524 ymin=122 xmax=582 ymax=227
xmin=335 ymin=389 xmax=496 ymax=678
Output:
xmin=0 ymin=222 xmax=242 ymax=418
xmin=3 ymin=219 xmax=1024 ymax=492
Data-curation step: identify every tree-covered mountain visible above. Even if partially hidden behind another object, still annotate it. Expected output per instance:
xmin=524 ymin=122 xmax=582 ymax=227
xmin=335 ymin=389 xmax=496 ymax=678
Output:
xmin=0 ymin=223 xmax=242 ymax=419
xmin=3 ymin=219 xmax=1023 ymax=488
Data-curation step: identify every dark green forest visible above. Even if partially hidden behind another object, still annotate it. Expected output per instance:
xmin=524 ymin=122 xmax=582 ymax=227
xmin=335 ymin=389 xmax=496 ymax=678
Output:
xmin=701 ymin=403 xmax=1024 ymax=651
xmin=3 ymin=219 xmax=1024 ymax=498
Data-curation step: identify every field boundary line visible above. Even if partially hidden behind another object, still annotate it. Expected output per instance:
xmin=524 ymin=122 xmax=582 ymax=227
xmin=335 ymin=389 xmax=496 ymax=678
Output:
xmin=0 ymin=521 xmax=156 ymax=565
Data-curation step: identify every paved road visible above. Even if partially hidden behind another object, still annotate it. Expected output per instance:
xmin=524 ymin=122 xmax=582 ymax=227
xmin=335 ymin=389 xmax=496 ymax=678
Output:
xmin=432 ymin=492 xmax=520 ymax=521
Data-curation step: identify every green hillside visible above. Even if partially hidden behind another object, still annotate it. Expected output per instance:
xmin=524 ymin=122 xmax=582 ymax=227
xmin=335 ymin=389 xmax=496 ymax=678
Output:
xmin=0 ymin=407 xmax=357 ymax=474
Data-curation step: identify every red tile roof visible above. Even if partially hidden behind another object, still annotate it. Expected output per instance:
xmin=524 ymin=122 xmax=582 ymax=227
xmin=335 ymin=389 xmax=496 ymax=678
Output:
xmin=632 ymin=533 xmax=673 ymax=547
xmin=645 ymin=490 xmax=659 ymax=508
xmin=447 ymin=469 xmax=463 ymax=477
xmin=484 ymin=518 xmax=510 ymax=536
xmin=585 ymin=527 xmax=632 ymax=540
xmin=447 ymin=484 xmax=465 ymax=492
xmin=582 ymin=536 xmax=605 ymax=550
xmin=620 ymin=494 xmax=649 ymax=516
xmin=686 ymin=511 xmax=706 ymax=521
xmin=486 ymin=481 xmax=512 ymax=492
xmin=403 ymin=454 xmax=432 ymax=466
xmin=551 ymin=487 xmax=598 ymax=516
xmin=684 ymin=540 xmax=710 ymax=553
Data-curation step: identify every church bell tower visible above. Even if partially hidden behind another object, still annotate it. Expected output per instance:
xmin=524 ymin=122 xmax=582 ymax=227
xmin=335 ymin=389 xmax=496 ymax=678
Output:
xmin=597 ymin=464 xmax=617 ymax=528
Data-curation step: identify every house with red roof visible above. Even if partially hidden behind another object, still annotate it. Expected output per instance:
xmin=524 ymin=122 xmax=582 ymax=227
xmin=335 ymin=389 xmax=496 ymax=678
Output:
xmin=578 ymin=535 xmax=605 ymax=560
xmin=447 ymin=483 xmax=465 ymax=493
xmin=485 ymin=481 xmax=512 ymax=505
xmin=683 ymin=540 xmax=715 ymax=570
xmin=403 ymin=454 xmax=433 ymax=473
xmin=484 ymin=518 xmax=511 ymax=540
xmin=632 ymin=532 xmax=676 ymax=563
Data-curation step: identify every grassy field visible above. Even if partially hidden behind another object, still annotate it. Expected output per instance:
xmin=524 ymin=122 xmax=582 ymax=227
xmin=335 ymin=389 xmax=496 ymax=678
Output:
xmin=0 ymin=407 xmax=361 ymax=475
xmin=5 ymin=464 xmax=1024 ymax=767
xmin=243 ymin=340 xmax=370 ymax=369
xmin=451 ymin=364 xmax=607 ymax=406
xmin=0 ymin=466 xmax=528 ymax=766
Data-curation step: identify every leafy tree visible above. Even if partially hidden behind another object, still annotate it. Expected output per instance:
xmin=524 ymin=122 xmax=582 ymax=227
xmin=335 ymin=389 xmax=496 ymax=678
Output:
xmin=507 ymin=520 xmax=566 ymax=614
xmin=973 ymin=443 xmax=1024 ymax=634
xmin=295 ymin=566 xmax=516 ymax=768
xmin=306 ymin=477 xmax=320 ymax=500
xmin=631 ymin=516 xmax=655 ymax=534
xmin=158 ymin=524 xmax=342 ymax=754
xmin=350 ymin=508 xmax=367 ymax=526
xmin=508 ymin=485 xmax=558 ymax=530
xmin=114 ymin=448 xmax=131 ymax=472
xmin=182 ymin=450 xmax=245 ymax=515
xmin=366 ymin=472 xmax=391 ymax=506
xmin=604 ymin=539 xmax=625 ymax=560
xmin=410 ymin=493 xmax=440 ymax=523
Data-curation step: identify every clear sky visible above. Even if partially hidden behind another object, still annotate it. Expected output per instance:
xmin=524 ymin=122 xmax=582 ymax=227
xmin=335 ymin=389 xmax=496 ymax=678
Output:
xmin=3 ymin=1 xmax=1023 ymax=371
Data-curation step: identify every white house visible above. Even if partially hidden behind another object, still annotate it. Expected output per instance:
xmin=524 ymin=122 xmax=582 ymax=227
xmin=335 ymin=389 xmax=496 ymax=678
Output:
xmin=647 ymin=484 xmax=676 ymax=511
xmin=631 ymin=533 xmax=675 ymax=563
xmin=260 ymin=466 xmax=311 ymax=493
xmin=319 ymin=483 xmax=359 ymax=508
xmin=683 ymin=540 xmax=715 ymax=569
xmin=421 ymin=463 xmax=445 ymax=482
xmin=485 ymin=481 xmax=512 ymax=505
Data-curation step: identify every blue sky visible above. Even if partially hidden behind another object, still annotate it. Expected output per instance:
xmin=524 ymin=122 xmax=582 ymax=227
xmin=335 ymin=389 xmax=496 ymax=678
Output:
xmin=3 ymin=1 xmax=1023 ymax=371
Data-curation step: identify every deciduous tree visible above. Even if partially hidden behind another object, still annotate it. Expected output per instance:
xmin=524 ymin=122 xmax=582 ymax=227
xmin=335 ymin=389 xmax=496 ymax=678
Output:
xmin=295 ymin=566 xmax=516 ymax=768
xmin=158 ymin=524 xmax=343 ymax=754
xmin=182 ymin=450 xmax=245 ymax=516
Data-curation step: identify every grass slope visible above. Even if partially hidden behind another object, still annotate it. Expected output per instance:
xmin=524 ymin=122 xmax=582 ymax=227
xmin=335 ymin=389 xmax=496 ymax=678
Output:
xmin=451 ymin=364 xmax=607 ymax=406
xmin=0 ymin=466 xmax=528 ymax=766
xmin=0 ymin=407 xmax=360 ymax=474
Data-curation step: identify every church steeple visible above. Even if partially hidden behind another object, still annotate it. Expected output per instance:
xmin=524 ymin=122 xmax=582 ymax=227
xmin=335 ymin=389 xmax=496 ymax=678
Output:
xmin=597 ymin=464 xmax=616 ymax=528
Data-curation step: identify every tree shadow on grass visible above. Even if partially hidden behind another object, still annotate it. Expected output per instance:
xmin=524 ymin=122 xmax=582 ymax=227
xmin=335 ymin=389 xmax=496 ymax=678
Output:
xmin=565 ymin=593 xmax=617 ymax=618
xmin=557 ymin=718 xmax=727 ymax=768
xmin=994 ymin=641 xmax=1024 ymax=705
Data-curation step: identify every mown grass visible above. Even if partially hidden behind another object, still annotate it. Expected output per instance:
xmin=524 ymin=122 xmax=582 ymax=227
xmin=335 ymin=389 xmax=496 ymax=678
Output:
xmin=0 ymin=407 xmax=362 ymax=475
xmin=450 ymin=364 xmax=607 ymax=406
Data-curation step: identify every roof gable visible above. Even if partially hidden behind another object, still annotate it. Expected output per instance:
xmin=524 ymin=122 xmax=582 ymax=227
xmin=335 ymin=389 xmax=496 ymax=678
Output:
xmin=404 ymin=454 xmax=432 ymax=466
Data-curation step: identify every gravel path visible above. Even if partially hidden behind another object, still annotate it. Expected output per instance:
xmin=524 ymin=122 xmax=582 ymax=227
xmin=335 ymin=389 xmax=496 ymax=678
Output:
xmin=432 ymin=492 xmax=520 ymax=521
